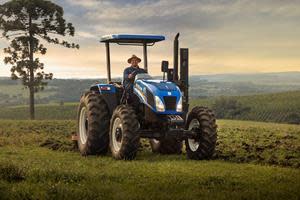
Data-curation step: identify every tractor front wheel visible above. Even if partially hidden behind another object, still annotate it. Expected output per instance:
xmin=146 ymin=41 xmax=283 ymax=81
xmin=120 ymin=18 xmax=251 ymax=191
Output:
xmin=185 ymin=106 xmax=217 ymax=160
xmin=109 ymin=105 xmax=140 ymax=160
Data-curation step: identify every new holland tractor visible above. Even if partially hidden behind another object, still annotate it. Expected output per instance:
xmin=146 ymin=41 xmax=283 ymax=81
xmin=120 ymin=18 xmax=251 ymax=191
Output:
xmin=76 ymin=33 xmax=217 ymax=160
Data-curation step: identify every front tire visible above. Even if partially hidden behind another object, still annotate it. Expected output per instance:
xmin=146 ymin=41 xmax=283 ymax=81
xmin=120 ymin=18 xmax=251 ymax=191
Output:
xmin=185 ymin=106 xmax=217 ymax=160
xmin=77 ymin=92 xmax=110 ymax=156
xmin=109 ymin=105 xmax=140 ymax=160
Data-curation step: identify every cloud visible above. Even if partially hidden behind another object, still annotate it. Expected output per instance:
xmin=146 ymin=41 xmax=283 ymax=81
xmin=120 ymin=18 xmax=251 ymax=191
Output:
xmin=0 ymin=0 xmax=299 ymax=78
xmin=76 ymin=31 xmax=98 ymax=39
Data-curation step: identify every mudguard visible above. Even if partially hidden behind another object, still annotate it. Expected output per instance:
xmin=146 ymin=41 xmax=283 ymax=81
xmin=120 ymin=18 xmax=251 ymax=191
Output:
xmin=90 ymin=84 xmax=118 ymax=115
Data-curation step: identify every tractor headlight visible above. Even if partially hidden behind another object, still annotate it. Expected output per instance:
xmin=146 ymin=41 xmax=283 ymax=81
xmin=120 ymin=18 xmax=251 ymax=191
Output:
xmin=176 ymin=96 xmax=183 ymax=112
xmin=155 ymin=96 xmax=165 ymax=112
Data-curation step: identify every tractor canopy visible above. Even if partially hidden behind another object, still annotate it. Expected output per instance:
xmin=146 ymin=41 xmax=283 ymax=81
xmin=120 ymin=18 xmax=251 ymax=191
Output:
xmin=101 ymin=34 xmax=166 ymax=82
xmin=100 ymin=34 xmax=165 ymax=44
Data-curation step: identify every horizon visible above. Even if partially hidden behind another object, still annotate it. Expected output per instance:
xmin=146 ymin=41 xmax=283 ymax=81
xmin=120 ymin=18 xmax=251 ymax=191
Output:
xmin=1 ymin=70 xmax=300 ymax=80
xmin=1 ymin=0 xmax=300 ymax=78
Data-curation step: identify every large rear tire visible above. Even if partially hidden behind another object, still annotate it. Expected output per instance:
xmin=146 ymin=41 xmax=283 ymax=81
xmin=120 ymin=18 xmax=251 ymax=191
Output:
xmin=77 ymin=92 xmax=110 ymax=156
xmin=185 ymin=106 xmax=217 ymax=160
xmin=109 ymin=105 xmax=140 ymax=160
xmin=149 ymin=137 xmax=182 ymax=154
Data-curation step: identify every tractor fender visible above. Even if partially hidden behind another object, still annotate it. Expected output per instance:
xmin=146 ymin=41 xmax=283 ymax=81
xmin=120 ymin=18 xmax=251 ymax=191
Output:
xmin=89 ymin=84 xmax=118 ymax=115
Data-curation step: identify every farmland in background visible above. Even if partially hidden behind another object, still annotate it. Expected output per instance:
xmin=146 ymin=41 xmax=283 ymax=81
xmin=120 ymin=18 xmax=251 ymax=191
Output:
xmin=1 ymin=72 xmax=300 ymax=106
xmin=190 ymin=91 xmax=300 ymax=124
xmin=0 ymin=90 xmax=299 ymax=124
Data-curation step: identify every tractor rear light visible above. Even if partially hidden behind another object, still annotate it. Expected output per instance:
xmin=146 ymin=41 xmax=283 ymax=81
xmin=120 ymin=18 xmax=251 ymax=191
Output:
xmin=176 ymin=96 xmax=183 ymax=112
xmin=155 ymin=96 xmax=165 ymax=112
xmin=100 ymin=86 xmax=111 ymax=91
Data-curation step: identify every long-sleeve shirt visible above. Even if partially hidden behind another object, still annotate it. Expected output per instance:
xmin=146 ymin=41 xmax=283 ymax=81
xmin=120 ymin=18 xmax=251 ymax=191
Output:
xmin=123 ymin=66 xmax=146 ymax=86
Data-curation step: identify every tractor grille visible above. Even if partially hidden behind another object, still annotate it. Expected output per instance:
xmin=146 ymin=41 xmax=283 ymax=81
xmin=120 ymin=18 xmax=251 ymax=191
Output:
xmin=163 ymin=96 xmax=177 ymax=111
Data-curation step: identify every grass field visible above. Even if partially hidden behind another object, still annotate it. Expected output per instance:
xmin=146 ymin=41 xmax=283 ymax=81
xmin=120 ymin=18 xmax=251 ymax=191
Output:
xmin=0 ymin=85 xmax=56 ymax=98
xmin=0 ymin=119 xmax=299 ymax=199
xmin=0 ymin=103 xmax=78 ymax=120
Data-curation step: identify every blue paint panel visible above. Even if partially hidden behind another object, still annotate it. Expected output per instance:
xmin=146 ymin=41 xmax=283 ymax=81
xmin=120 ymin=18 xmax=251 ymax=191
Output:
xmin=100 ymin=34 xmax=165 ymax=43
xmin=143 ymin=80 xmax=177 ymax=91
xmin=134 ymin=79 xmax=183 ymax=115
xmin=96 ymin=84 xmax=116 ymax=94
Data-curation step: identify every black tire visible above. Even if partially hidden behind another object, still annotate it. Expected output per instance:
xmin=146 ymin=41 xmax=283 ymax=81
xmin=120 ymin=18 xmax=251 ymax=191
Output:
xmin=149 ymin=137 xmax=182 ymax=154
xmin=109 ymin=105 xmax=140 ymax=160
xmin=185 ymin=106 xmax=217 ymax=160
xmin=77 ymin=92 xmax=110 ymax=156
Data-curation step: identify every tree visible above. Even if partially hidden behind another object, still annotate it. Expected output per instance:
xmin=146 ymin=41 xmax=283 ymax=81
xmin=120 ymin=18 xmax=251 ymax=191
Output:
xmin=0 ymin=0 xmax=79 ymax=119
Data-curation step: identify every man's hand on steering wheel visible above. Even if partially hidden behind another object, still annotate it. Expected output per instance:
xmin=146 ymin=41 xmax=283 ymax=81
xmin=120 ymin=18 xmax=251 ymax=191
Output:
xmin=128 ymin=70 xmax=139 ymax=80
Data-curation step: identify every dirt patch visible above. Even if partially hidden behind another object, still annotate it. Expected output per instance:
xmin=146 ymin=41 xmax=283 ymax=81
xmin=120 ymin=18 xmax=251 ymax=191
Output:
xmin=39 ymin=137 xmax=76 ymax=152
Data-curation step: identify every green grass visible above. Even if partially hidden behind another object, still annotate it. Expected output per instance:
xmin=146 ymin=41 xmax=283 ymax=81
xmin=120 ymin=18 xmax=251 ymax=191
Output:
xmin=0 ymin=119 xmax=299 ymax=199
xmin=1 ymin=147 xmax=299 ymax=200
xmin=0 ymin=85 xmax=56 ymax=98
xmin=191 ymin=90 xmax=300 ymax=123
xmin=0 ymin=103 xmax=78 ymax=120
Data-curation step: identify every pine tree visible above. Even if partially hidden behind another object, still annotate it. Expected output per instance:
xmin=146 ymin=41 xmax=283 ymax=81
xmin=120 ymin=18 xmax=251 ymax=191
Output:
xmin=0 ymin=0 xmax=79 ymax=119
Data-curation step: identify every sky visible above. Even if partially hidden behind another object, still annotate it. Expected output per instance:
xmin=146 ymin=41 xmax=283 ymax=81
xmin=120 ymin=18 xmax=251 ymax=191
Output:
xmin=0 ymin=0 xmax=300 ymax=78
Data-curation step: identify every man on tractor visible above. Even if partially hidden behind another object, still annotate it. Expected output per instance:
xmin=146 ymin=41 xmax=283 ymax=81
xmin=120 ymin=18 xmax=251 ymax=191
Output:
xmin=123 ymin=54 xmax=146 ymax=101
xmin=76 ymin=33 xmax=217 ymax=160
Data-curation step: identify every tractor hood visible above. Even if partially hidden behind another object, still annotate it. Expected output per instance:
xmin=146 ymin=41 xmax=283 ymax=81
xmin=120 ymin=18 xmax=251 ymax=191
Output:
xmin=133 ymin=79 xmax=182 ymax=114
xmin=142 ymin=80 xmax=178 ymax=91
xmin=135 ymin=79 xmax=181 ymax=95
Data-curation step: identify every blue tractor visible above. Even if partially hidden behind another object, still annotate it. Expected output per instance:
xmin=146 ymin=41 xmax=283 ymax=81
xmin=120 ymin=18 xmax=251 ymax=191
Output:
xmin=77 ymin=33 xmax=217 ymax=160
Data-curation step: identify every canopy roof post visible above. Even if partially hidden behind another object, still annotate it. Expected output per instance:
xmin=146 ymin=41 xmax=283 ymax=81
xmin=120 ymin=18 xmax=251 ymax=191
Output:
xmin=105 ymin=42 xmax=111 ymax=83
xmin=143 ymin=43 xmax=148 ymax=72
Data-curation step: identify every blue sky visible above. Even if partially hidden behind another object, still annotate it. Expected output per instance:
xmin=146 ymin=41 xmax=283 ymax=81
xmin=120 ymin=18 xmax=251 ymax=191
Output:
xmin=0 ymin=0 xmax=300 ymax=78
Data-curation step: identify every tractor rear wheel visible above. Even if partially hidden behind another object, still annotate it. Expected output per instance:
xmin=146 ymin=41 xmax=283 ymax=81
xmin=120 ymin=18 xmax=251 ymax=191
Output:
xmin=149 ymin=137 xmax=182 ymax=154
xmin=77 ymin=92 xmax=110 ymax=155
xmin=109 ymin=105 xmax=140 ymax=160
xmin=185 ymin=106 xmax=217 ymax=160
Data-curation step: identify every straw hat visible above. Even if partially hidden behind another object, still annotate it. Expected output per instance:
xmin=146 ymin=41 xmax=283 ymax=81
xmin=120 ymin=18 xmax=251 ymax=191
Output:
xmin=128 ymin=55 xmax=141 ymax=64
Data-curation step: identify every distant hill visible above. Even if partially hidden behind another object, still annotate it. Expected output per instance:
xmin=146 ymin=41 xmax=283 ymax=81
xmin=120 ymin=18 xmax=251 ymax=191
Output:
xmin=0 ymin=71 xmax=300 ymax=106
xmin=190 ymin=71 xmax=300 ymax=97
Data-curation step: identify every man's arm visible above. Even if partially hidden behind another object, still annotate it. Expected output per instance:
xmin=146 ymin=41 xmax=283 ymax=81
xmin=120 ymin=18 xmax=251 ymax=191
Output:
xmin=123 ymin=67 xmax=130 ymax=82
xmin=124 ymin=67 xmax=135 ymax=82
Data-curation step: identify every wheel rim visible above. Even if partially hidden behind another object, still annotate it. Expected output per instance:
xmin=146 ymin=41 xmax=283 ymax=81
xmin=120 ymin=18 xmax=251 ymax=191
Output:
xmin=188 ymin=119 xmax=200 ymax=152
xmin=79 ymin=107 xmax=88 ymax=144
xmin=112 ymin=117 xmax=122 ymax=152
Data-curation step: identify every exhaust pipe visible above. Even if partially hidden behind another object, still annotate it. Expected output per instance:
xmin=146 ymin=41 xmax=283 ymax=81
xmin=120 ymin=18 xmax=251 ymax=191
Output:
xmin=173 ymin=33 xmax=180 ymax=81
